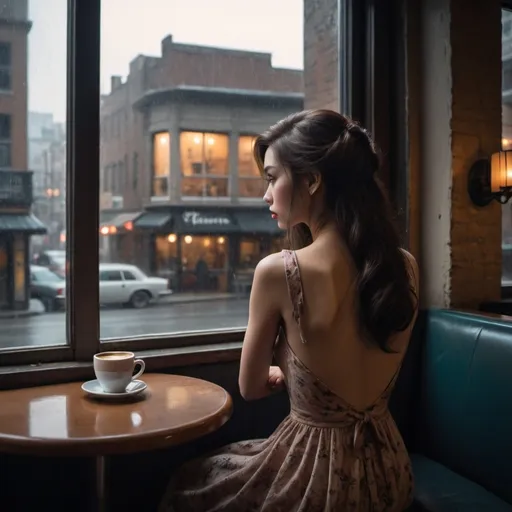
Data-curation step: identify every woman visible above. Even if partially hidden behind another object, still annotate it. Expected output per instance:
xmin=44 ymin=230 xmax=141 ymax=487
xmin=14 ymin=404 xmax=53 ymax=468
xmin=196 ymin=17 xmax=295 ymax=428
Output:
xmin=160 ymin=109 xmax=419 ymax=511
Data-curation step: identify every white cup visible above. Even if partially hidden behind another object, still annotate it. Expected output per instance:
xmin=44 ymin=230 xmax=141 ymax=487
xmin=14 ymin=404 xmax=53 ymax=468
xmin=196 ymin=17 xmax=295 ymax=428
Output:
xmin=93 ymin=351 xmax=145 ymax=393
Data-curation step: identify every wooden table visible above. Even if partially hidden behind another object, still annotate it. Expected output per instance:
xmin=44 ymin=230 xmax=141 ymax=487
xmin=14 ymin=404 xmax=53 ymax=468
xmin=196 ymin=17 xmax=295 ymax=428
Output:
xmin=0 ymin=373 xmax=233 ymax=511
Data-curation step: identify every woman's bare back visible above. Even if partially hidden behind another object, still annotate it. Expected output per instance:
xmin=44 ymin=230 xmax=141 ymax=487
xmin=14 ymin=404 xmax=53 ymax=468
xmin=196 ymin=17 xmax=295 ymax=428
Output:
xmin=280 ymin=237 xmax=419 ymax=410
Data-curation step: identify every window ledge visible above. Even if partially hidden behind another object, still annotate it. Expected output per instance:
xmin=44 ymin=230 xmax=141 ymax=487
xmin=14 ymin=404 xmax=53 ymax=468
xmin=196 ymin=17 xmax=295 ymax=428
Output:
xmin=0 ymin=341 xmax=242 ymax=390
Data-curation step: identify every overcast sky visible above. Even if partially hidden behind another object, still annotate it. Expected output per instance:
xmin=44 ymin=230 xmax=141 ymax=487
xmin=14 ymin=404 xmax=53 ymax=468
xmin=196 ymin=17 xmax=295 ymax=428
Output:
xmin=28 ymin=0 xmax=304 ymax=122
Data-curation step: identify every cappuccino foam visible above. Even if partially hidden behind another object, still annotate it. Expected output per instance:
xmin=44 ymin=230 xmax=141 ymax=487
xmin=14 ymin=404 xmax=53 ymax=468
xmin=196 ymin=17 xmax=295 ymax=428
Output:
xmin=96 ymin=352 xmax=132 ymax=360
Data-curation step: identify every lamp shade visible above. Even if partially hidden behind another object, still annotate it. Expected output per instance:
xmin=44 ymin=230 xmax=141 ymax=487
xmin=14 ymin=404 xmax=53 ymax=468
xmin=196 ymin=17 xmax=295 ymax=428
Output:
xmin=491 ymin=150 xmax=512 ymax=193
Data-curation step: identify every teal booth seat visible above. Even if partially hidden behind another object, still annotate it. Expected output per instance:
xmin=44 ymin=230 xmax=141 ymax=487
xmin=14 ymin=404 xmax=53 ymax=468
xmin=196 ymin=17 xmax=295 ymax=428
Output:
xmin=389 ymin=309 xmax=512 ymax=511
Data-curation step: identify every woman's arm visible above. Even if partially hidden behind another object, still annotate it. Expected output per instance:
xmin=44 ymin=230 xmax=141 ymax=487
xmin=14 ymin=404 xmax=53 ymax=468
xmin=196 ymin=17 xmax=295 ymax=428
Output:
xmin=238 ymin=253 xmax=285 ymax=401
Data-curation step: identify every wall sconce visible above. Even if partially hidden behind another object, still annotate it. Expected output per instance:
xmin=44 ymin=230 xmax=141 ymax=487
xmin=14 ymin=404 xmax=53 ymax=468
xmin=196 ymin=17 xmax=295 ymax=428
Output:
xmin=468 ymin=151 xmax=512 ymax=206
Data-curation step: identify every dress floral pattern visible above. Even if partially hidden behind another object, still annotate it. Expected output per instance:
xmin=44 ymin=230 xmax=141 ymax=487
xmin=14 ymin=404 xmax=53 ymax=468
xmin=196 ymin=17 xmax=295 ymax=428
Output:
xmin=159 ymin=250 xmax=413 ymax=512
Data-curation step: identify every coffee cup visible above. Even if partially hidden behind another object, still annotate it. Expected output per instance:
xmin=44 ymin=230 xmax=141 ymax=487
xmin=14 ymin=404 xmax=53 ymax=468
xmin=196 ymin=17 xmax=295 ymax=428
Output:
xmin=93 ymin=351 xmax=145 ymax=393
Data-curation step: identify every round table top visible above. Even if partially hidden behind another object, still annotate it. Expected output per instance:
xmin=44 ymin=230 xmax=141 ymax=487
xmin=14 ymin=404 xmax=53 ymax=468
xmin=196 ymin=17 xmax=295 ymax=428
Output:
xmin=0 ymin=373 xmax=233 ymax=457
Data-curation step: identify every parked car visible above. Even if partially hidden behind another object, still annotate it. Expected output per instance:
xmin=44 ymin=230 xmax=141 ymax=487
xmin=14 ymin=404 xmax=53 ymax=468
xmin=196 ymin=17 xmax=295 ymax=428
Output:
xmin=99 ymin=263 xmax=171 ymax=308
xmin=30 ymin=265 xmax=66 ymax=312
xmin=32 ymin=250 xmax=67 ymax=278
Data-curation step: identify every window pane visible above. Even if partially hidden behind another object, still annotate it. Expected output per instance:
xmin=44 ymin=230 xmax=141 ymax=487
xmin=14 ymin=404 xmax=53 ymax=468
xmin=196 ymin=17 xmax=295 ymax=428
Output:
xmin=0 ymin=41 xmax=11 ymax=91
xmin=0 ymin=41 xmax=11 ymax=66
xmin=99 ymin=0 xmax=313 ymax=342
xmin=239 ymin=135 xmax=264 ymax=198
xmin=1 ymin=0 xmax=68 ymax=350
xmin=152 ymin=132 xmax=169 ymax=197
xmin=180 ymin=131 xmax=229 ymax=197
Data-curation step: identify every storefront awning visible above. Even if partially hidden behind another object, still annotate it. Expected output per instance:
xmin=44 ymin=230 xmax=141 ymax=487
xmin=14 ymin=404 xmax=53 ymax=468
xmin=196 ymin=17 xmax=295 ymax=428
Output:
xmin=134 ymin=211 xmax=172 ymax=229
xmin=0 ymin=213 xmax=47 ymax=234
xmin=234 ymin=211 xmax=282 ymax=235
xmin=100 ymin=211 xmax=142 ymax=230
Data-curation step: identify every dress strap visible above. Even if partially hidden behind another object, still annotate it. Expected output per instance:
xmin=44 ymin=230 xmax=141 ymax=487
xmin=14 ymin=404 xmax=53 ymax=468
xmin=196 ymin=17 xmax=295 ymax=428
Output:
xmin=282 ymin=250 xmax=307 ymax=343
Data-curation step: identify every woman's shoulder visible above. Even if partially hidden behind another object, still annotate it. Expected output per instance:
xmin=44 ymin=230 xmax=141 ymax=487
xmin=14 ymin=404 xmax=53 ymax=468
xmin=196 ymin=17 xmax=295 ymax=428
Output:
xmin=254 ymin=251 xmax=287 ymax=282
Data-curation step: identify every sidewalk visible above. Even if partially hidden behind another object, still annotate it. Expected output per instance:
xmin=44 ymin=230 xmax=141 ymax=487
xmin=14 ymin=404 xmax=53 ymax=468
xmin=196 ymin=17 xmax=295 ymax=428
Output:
xmin=159 ymin=291 xmax=239 ymax=305
xmin=0 ymin=292 xmax=241 ymax=319
xmin=0 ymin=299 xmax=45 ymax=319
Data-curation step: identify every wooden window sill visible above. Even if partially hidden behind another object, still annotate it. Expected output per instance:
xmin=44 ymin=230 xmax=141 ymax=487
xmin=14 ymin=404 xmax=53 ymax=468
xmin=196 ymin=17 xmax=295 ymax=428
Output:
xmin=0 ymin=342 xmax=242 ymax=390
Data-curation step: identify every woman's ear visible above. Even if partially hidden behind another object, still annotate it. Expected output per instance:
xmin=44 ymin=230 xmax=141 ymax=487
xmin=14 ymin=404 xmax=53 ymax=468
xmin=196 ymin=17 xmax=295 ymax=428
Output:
xmin=308 ymin=173 xmax=322 ymax=196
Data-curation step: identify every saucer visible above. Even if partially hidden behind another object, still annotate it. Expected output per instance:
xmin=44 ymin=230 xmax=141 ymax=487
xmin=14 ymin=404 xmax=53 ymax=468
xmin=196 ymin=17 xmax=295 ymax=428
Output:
xmin=81 ymin=379 xmax=147 ymax=399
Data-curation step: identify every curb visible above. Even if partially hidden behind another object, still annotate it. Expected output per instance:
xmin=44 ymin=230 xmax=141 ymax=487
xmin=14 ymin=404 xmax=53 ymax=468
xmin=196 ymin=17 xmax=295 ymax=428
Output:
xmin=163 ymin=295 xmax=243 ymax=305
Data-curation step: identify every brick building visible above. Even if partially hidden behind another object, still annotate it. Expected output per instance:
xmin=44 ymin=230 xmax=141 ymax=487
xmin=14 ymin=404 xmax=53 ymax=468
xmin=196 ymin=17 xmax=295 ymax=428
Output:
xmin=99 ymin=35 xmax=303 ymax=292
xmin=0 ymin=1 xmax=46 ymax=312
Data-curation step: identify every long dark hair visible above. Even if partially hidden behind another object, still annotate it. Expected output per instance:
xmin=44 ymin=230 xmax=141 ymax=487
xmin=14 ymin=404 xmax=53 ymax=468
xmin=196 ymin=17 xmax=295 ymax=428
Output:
xmin=253 ymin=109 xmax=417 ymax=352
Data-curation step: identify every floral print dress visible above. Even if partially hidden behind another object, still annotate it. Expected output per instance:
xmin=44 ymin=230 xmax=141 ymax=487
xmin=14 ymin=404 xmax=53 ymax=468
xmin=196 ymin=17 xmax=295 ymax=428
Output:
xmin=159 ymin=250 xmax=413 ymax=512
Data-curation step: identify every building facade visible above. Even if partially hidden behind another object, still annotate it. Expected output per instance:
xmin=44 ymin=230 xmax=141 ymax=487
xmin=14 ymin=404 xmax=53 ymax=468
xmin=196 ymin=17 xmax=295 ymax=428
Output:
xmin=99 ymin=36 xmax=304 ymax=293
xmin=0 ymin=1 xmax=46 ymax=311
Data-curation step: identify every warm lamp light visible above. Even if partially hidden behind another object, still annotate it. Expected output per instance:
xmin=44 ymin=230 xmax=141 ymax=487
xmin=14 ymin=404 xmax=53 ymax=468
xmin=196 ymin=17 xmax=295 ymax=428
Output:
xmin=468 ymin=151 xmax=512 ymax=206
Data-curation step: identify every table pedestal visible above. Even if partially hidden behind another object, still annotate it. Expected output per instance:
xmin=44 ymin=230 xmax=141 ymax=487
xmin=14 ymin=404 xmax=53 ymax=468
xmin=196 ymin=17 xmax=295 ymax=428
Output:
xmin=96 ymin=455 xmax=107 ymax=512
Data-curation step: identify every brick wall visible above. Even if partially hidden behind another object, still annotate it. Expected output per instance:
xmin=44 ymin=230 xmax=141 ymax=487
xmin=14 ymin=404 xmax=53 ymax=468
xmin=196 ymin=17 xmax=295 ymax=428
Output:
xmin=149 ymin=36 xmax=303 ymax=93
xmin=303 ymin=0 xmax=338 ymax=111
xmin=449 ymin=0 xmax=502 ymax=307
xmin=416 ymin=0 xmax=502 ymax=308
xmin=0 ymin=21 xmax=29 ymax=170
xmin=100 ymin=38 xmax=304 ymax=211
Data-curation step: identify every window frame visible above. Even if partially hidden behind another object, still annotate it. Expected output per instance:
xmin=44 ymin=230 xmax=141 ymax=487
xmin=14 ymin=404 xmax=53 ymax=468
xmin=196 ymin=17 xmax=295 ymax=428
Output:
xmin=1 ymin=0 xmax=406 ymax=383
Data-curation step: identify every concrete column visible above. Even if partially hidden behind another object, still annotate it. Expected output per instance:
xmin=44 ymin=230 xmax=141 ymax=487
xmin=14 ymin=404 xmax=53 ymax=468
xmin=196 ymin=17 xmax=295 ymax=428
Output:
xmin=229 ymin=131 xmax=239 ymax=202
xmin=169 ymin=105 xmax=181 ymax=202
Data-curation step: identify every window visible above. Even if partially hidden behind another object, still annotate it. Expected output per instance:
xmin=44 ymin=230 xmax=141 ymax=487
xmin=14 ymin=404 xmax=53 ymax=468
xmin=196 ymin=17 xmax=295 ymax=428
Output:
xmin=97 ymin=0 xmax=306 ymax=344
xmin=0 ymin=113 xmax=11 ymax=167
xmin=180 ymin=132 xmax=229 ymax=197
xmin=122 ymin=270 xmax=137 ymax=281
xmin=100 ymin=270 xmax=122 ymax=281
xmin=0 ymin=41 xmax=11 ymax=91
xmin=1 ymin=0 xmax=363 ymax=372
xmin=132 ymin=152 xmax=138 ymax=190
xmin=238 ymin=135 xmax=264 ymax=198
xmin=504 ymin=20 xmax=512 ymax=39
xmin=502 ymin=8 xmax=512 ymax=287
xmin=152 ymin=132 xmax=169 ymax=197
xmin=1 ymin=0 xmax=68 ymax=356
xmin=117 ymin=159 xmax=124 ymax=195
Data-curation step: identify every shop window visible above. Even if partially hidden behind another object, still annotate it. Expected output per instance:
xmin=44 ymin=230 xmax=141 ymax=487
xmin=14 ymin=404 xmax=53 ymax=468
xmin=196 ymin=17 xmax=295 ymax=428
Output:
xmin=239 ymin=238 xmax=261 ymax=268
xmin=181 ymin=235 xmax=228 ymax=291
xmin=155 ymin=234 xmax=179 ymax=277
xmin=238 ymin=135 xmax=264 ymax=198
xmin=152 ymin=132 xmax=170 ymax=197
xmin=180 ymin=131 xmax=229 ymax=197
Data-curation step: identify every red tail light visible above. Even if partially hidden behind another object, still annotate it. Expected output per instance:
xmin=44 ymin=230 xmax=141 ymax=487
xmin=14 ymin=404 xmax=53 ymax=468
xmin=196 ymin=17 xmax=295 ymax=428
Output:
xmin=57 ymin=288 xmax=64 ymax=296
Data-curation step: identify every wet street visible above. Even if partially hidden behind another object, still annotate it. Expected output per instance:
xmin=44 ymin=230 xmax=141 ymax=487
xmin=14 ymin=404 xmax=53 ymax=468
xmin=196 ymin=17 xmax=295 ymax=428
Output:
xmin=1 ymin=298 xmax=249 ymax=349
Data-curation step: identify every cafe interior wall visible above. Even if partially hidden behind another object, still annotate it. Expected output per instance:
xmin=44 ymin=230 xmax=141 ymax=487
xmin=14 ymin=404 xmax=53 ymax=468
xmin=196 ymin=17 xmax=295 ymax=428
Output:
xmin=413 ymin=0 xmax=502 ymax=309
xmin=0 ymin=0 xmax=506 ymax=509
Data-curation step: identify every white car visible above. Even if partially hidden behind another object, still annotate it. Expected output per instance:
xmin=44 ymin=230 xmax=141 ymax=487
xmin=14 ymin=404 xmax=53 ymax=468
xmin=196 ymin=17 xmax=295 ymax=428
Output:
xmin=99 ymin=263 xmax=171 ymax=308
